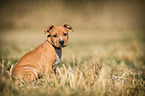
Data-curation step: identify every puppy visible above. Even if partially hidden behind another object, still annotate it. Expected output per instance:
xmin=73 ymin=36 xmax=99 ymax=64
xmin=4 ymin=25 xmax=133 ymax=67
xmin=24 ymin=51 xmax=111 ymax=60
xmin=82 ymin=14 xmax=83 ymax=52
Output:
xmin=12 ymin=23 xmax=73 ymax=81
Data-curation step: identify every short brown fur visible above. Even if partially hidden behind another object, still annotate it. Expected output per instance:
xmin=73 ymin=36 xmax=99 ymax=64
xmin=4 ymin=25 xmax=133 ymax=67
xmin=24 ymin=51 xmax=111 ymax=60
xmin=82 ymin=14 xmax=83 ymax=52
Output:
xmin=12 ymin=23 xmax=73 ymax=81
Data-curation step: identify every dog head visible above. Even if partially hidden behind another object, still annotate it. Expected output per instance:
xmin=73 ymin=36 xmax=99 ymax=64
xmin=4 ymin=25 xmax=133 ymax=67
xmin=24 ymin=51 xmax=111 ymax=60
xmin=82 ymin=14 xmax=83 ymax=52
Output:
xmin=45 ymin=23 xmax=73 ymax=48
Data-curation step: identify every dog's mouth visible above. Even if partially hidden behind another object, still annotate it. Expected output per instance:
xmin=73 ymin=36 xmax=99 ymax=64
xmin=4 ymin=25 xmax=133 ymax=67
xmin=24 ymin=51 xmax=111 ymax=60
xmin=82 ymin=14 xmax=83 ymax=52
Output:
xmin=54 ymin=44 xmax=66 ymax=49
xmin=59 ymin=44 xmax=66 ymax=48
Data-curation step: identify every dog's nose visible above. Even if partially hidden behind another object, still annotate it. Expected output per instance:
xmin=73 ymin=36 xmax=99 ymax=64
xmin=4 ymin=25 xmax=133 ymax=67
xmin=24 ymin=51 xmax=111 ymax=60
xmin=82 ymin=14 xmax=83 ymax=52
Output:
xmin=59 ymin=40 xmax=64 ymax=45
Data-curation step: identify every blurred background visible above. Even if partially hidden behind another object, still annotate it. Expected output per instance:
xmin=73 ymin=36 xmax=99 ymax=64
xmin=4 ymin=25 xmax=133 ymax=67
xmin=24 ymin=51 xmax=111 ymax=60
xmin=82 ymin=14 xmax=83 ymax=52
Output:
xmin=0 ymin=0 xmax=145 ymax=62
xmin=0 ymin=0 xmax=145 ymax=29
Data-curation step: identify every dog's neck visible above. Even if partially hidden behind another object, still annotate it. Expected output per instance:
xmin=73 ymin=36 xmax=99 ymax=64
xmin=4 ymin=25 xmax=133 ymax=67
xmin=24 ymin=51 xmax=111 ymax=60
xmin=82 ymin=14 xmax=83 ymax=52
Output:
xmin=45 ymin=39 xmax=62 ymax=57
xmin=46 ymin=39 xmax=61 ymax=50
xmin=46 ymin=39 xmax=62 ymax=71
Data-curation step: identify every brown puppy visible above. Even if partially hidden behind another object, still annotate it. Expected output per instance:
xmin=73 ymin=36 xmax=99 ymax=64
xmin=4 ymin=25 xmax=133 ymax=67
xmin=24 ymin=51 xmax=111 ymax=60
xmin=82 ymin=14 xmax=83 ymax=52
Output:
xmin=12 ymin=23 xmax=73 ymax=81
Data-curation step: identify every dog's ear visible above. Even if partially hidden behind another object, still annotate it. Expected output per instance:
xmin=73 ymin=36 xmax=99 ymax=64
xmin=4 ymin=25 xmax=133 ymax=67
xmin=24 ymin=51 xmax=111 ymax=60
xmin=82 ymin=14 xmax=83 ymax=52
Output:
xmin=63 ymin=23 xmax=74 ymax=32
xmin=45 ymin=25 xmax=54 ymax=34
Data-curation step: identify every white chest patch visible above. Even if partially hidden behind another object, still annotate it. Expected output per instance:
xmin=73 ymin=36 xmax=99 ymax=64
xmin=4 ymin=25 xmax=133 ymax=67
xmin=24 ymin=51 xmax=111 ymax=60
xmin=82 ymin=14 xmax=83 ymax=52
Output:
xmin=53 ymin=48 xmax=61 ymax=71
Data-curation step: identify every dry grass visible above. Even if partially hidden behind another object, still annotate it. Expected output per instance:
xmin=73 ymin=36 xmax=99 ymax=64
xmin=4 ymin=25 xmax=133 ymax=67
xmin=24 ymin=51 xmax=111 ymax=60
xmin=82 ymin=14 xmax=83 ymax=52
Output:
xmin=0 ymin=28 xmax=145 ymax=96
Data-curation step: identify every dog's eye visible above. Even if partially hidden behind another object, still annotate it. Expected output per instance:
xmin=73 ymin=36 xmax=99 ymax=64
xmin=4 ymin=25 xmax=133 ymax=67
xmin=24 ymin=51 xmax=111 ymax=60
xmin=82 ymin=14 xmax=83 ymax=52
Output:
xmin=63 ymin=33 xmax=67 ymax=36
xmin=53 ymin=35 xmax=57 ymax=38
xmin=47 ymin=34 xmax=51 ymax=37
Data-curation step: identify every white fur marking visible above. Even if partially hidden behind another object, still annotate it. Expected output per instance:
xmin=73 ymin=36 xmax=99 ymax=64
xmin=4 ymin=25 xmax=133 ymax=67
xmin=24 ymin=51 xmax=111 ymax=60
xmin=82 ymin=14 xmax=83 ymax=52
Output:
xmin=53 ymin=54 xmax=60 ymax=70
xmin=60 ymin=36 xmax=63 ymax=41
xmin=53 ymin=48 xmax=61 ymax=71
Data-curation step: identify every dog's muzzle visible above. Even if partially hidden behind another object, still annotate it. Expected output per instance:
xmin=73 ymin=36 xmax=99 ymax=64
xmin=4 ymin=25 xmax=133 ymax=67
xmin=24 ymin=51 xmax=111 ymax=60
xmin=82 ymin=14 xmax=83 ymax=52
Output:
xmin=59 ymin=40 xmax=65 ymax=48
xmin=59 ymin=40 xmax=64 ymax=45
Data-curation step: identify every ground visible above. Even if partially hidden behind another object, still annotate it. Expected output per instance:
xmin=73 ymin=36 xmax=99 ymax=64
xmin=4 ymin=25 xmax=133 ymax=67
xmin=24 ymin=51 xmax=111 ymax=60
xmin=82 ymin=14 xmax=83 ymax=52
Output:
xmin=0 ymin=28 xmax=145 ymax=96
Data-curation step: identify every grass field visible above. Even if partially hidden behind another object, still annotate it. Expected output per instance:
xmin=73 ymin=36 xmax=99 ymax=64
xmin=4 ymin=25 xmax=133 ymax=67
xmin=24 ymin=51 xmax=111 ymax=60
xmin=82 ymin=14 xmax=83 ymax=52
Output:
xmin=0 ymin=28 xmax=145 ymax=96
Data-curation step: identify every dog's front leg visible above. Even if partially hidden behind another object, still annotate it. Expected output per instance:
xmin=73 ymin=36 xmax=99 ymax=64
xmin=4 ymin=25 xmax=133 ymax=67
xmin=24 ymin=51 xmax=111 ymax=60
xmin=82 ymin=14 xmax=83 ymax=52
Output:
xmin=52 ymin=63 xmax=59 ymax=74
